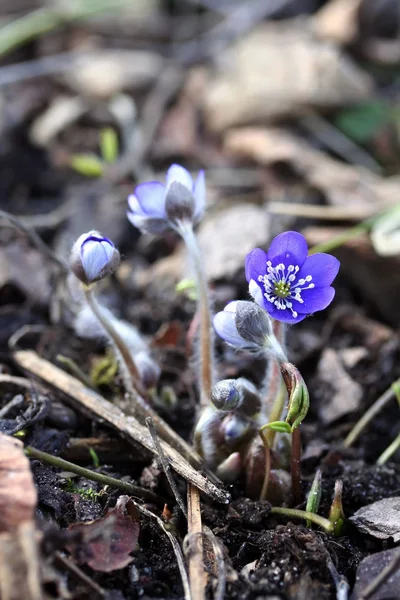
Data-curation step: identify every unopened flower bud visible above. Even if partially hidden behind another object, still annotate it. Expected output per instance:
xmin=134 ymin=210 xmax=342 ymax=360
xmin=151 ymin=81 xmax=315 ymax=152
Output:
xmin=281 ymin=362 xmax=310 ymax=430
xmin=216 ymin=452 xmax=242 ymax=484
xmin=211 ymin=379 xmax=241 ymax=411
xmin=165 ymin=181 xmax=195 ymax=224
xmin=221 ymin=414 xmax=249 ymax=444
xmin=213 ymin=300 xmax=287 ymax=361
xmin=70 ymin=230 xmax=120 ymax=285
xmin=211 ymin=377 xmax=261 ymax=416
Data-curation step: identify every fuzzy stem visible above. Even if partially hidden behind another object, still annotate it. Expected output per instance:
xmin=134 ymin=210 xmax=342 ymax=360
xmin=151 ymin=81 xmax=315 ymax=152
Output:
xmin=83 ymin=285 xmax=146 ymax=399
xmin=377 ymin=432 xmax=400 ymax=465
xmin=25 ymin=445 xmax=161 ymax=504
xmin=264 ymin=320 xmax=287 ymax=448
xmin=270 ymin=507 xmax=334 ymax=533
xmin=179 ymin=223 xmax=214 ymax=408
xmin=291 ymin=426 xmax=302 ymax=506
xmin=343 ymin=380 xmax=400 ymax=447
xmin=259 ymin=429 xmax=271 ymax=502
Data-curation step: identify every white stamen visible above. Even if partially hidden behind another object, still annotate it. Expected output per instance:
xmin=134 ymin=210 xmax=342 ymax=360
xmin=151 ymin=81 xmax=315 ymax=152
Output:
xmin=258 ymin=261 xmax=313 ymax=318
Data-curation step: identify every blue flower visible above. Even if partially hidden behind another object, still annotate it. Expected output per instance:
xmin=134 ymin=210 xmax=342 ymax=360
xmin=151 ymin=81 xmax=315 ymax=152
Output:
xmin=213 ymin=300 xmax=287 ymax=361
xmin=245 ymin=231 xmax=340 ymax=324
xmin=127 ymin=163 xmax=206 ymax=233
xmin=70 ymin=230 xmax=120 ymax=284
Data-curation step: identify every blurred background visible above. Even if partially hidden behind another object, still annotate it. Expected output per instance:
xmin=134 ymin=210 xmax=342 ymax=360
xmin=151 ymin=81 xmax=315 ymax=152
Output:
xmin=1 ymin=0 xmax=400 ymax=328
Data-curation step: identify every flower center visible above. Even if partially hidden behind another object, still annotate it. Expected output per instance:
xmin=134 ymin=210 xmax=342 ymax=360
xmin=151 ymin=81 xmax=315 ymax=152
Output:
xmin=258 ymin=261 xmax=315 ymax=318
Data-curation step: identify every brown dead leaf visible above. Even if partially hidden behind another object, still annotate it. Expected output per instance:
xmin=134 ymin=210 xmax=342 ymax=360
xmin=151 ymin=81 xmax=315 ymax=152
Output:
xmin=0 ymin=434 xmax=41 ymax=600
xmin=224 ymin=127 xmax=400 ymax=211
xmin=350 ymin=497 xmax=400 ymax=542
xmin=203 ymin=22 xmax=372 ymax=132
xmin=67 ymin=495 xmax=140 ymax=572
xmin=316 ymin=348 xmax=363 ymax=424
xmin=0 ymin=434 xmax=37 ymax=532
xmin=0 ymin=241 xmax=51 ymax=306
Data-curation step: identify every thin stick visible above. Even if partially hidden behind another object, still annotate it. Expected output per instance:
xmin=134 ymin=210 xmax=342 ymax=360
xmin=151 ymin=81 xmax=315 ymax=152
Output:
xmin=82 ymin=288 xmax=202 ymax=465
xmin=146 ymin=417 xmax=188 ymax=519
xmin=202 ymin=526 xmax=226 ymax=600
xmin=14 ymin=350 xmax=229 ymax=504
xmin=291 ymin=426 xmax=302 ymax=506
xmin=54 ymin=552 xmax=106 ymax=598
xmin=133 ymin=502 xmax=192 ymax=600
xmin=0 ymin=209 xmax=68 ymax=272
xmin=377 ymin=431 xmax=400 ymax=465
xmin=180 ymin=224 xmax=213 ymax=409
xmin=270 ymin=507 xmax=333 ymax=533
xmin=343 ymin=383 xmax=398 ymax=447
xmin=25 ymin=446 xmax=161 ymax=504
xmin=186 ymin=485 xmax=206 ymax=600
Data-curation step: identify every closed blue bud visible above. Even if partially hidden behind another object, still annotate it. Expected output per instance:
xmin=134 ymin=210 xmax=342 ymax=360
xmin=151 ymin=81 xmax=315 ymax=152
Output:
xmin=70 ymin=230 xmax=120 ymax=285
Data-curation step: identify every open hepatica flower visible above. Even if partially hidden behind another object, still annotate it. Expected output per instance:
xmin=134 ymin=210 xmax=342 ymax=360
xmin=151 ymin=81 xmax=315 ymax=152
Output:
xmin=246 ymin=231 xmax=340 ymax=324
xmin=127 ymin=163 xmax=206 ymax=234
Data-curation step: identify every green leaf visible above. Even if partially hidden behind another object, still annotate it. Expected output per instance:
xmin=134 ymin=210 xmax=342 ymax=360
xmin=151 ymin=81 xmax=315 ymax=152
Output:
xmin=261 ymin=420 xmax=292 ymax=434
xmin=70 ymin=153 xmax=104 ymax=177
xmin=100 ymin=127 xmax=119 ymax=163
xmin=334 ymin=101 xmax=389 ymax=144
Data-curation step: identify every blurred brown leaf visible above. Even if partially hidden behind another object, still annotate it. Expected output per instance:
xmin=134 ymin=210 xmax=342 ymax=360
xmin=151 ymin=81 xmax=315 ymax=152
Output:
xmin=0 ymin=434 xmax=37 ymax=532
xmin=67 ymin=495 xmax=140 ymax=572
xmin=0 ymin=434 xmax=41 ymax=600
xmin=224 ymin=127 xmax=400 ymax=210
xmin=204 ymin=22 xmax=372 ymax=132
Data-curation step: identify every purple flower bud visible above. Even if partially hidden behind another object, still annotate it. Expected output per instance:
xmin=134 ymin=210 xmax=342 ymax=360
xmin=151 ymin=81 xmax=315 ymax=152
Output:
xmin=127 ymin=163 xmax=206 ymax=234
xmin=211 ymin=377 xmax=261 ymax=416
xmin=246 ymin=231 xmax=340 ymax=324
xmin=70 ymin=231 xmax=120 ymax=285
xmin=213 ymin=300 xmax=287 ymax=361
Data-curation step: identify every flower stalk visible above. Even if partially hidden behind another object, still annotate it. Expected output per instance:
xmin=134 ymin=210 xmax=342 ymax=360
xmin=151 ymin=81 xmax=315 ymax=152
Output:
xmin=179 ymin=222 xmax=214 ymax=407
xmin=270 ymin=506 xmax=334 ymax=533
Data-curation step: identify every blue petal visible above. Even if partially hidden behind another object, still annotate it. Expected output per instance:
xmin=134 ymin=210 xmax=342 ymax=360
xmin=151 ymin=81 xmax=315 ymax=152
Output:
xmin=213 ymin=306 xmax=249 ymax=349
xmin=266 ymin=231 xmax=308 ymax=268
xmin=290 ymin=286 xmax=335 ymax=314
xmin=297 ymin=253 xmax=340 ymax=287
xmin=166 ymin=164 xmax=193 ymax=192
xmin=264 ymin=301 xmax=307 ymax=324
xmin=193 ymin=170 xmax=206 ymax=222
xmin=245 ymin=248 xmax=268 ymax=282
xmin=126 ymin=211 xmax=170 ymax=234
xmin=134 ymin=182 xmax=166 ymax=218
xmin=81 ymin=238 xmax=114 ymax=281
xmin=127 ymin=194 xmax=145 ymax=215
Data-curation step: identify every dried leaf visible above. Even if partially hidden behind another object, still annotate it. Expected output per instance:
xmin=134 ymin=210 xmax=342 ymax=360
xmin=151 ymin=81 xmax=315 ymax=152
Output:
xmin=0 ymin=434 xmax=37 ymax=532
xmin=350 ymin=497 xmax=400 ymax=541
xmin=67 ymin=495 xmax=140 ymax=572
xmin=352 ymin=548 xmax=400 ymax=600
xmin=313 ymin=0 xmax=363 ymax=45
xmin=204 ymin=23 xmax=372 ymax=132
xmin=316 ymin=348 xmax=363 ymax=424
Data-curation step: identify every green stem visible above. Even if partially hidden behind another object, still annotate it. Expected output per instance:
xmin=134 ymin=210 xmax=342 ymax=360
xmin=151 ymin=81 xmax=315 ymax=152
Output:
xmin=270 ymin=507 xmax=333 ymax=533
xmin=25 ymin=445 xmax=161 ymax=504
xmin=343 ymin=380 xmax=400 ymax=447
xmin=179 ymin=223 xmax=214 ymax=408
xmin=0 ymin=0 xmax=135 ymax=59
xmin=291 ymin=426 xmax=302 ymax=506
xmin=377 ymin=432 xmax=400 ymax=465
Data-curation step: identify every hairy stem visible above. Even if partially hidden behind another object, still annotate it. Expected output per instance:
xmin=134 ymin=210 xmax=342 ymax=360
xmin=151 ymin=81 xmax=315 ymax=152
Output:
xmin=270 ymin=507 xmax=333 ymax=533
xmin=264 ymin=319 xmax=287 ymax=447
xmin=83 ymin=285 xmax=145 ymax=398
xmin=25 ymin=445 xmax=162 ymax=504
xmin=179 ymin=223 xmax=214 ymax=408
xmin=259 ymin=430 xmax=271 ymax=502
